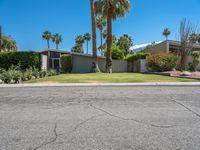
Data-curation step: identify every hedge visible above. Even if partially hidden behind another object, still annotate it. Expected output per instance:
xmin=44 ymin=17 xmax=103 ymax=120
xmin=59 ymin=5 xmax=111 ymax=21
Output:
xmin=61 ymin=54 xmax=72 ymax=73
xmin=0 ymin=52 xmax=41 ymax=70
xmin=125 ymin=52 xmax=150 ymax=62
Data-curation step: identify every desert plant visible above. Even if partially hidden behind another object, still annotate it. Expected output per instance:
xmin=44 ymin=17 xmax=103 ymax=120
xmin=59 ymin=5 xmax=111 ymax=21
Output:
xmin=39 ymin=70 xmax=47 ymax=78
xmin=1 ymin=71 xmax=12 ymax=83
xmin=47 ymin=69 xmax=58 ymax=76
xmin=188 ymin=51 xmax=200 ymax=71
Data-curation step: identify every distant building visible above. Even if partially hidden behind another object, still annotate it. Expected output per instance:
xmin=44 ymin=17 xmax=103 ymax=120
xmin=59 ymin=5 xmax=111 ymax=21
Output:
xmin=130 ymin=40 xmax=200 ymax=54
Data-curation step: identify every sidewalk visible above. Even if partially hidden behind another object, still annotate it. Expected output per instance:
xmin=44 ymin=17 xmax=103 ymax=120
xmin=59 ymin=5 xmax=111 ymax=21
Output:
xmin=1 ymin=82 xmax=200 ymax=87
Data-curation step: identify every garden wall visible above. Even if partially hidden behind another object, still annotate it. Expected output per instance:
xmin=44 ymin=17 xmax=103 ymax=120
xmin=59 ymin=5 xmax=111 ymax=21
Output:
xmin=71 ymin=55 xmax=127 ymax=73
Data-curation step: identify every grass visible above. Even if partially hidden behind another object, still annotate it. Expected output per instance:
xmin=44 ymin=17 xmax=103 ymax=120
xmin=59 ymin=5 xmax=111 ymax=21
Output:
xmin=26 ymin=73 xmax=199 ymax=83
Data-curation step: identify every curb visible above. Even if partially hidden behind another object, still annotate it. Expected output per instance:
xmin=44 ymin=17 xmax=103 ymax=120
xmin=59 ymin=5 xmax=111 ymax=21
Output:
xmin=1 ymin=82 xmax=200 ymax=87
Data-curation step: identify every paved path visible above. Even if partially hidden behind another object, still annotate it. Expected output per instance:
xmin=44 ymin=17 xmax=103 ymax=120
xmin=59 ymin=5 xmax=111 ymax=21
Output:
xmin=0 ymin=86 xmax=200 ymax=150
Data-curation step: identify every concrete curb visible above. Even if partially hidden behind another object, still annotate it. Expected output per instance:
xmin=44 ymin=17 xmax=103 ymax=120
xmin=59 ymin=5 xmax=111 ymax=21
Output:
xmin=1 ymin=82 xmax=200 ymax=87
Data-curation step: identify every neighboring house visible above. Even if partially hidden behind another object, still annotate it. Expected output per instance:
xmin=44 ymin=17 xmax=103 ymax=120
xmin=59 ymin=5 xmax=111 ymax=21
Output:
xmin=130 ymin=40 xmax=200 ymax=54
xmin=40 ymin=49 xmax=127 ymax=73
xmin=129 ymin=40 xmax=200 ymax=72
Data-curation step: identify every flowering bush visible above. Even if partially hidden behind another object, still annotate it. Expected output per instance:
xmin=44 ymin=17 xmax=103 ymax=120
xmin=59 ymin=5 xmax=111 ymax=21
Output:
xmin=146 ymin=53 xmax=178 ymax=72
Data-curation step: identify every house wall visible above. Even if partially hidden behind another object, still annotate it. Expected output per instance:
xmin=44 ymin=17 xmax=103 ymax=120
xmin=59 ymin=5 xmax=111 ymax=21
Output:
xmin=71 ymin=55 xmax=127 ymax=73
xmin=144 ymin=41 xmax=168 ymax=53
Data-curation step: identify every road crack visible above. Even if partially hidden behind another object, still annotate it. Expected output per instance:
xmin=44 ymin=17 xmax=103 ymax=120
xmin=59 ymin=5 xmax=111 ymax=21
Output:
xmin=90 ymin=104 xmax=175 ymax=128
xmin=33 ymin=123 xmax=58 ymax=150
xmin=171 ymin=97 xmax=200 ymax=119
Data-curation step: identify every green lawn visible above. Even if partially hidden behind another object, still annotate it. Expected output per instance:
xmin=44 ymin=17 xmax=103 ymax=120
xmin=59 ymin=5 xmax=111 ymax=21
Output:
xmin=26 ymin=73 xmax=199 ymax=83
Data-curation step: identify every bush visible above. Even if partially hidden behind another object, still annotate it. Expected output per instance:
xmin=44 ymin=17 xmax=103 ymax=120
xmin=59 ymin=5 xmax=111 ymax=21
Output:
xmin=61 ymin=54 xmax=72 ymax=73
xmin=26 ymin=67 xmax=33 ymax=80
xmin=1 ymin=71 xmax=12 ymax=83
xmin=146 ymin=53 xmax=178 ymax=72
xmin=48 ymin=69 xmax=58 ymax=76
xmin=0 ymin=52 xmax=41 ymax=71
xmin=188 ymin=51 xmax=200 ymax=71
xmin=32 ymin=67 xmax=39 ymax=79
xmin=125 ymin=52 xmax=150 ymax=62
xmin=39 ymin=70 xmax=47 ymax=78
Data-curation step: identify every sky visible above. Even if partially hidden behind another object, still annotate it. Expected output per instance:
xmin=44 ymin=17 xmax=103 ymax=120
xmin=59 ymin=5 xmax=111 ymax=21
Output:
xmin=0 ymin=0 xmax=200 ymax=53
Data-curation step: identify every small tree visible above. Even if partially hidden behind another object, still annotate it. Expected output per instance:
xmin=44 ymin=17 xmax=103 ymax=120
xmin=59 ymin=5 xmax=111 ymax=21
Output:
xmin=179 ymin=19 xmax=196 ymax=71
xmin=189 ymin=51 xmax=200 ymax=71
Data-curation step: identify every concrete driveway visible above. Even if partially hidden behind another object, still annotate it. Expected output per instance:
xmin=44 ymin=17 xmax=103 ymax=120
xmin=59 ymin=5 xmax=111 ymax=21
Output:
xmin=0 ymin=86 xmax=200 ymax=150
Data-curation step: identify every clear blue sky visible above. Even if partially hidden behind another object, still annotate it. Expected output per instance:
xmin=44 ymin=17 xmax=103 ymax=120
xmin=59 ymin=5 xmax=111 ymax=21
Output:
xmin=1 ymin=0 xmax=200 ymax=53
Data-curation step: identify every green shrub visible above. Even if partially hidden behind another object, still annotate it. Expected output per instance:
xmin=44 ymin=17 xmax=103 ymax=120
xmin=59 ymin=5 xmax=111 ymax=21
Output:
xmin=39 ymin=70 xmax=47 ymax=78
xmin=21 ymin=72 xmax=28 ymax=81
xmin=146 ymin=53 xmax=178 ymax=72
xmin=48 ymin=69 xmax=58 ymax=76
xmin=61 ymin=54 xmax=72 ymax=73
xmin=0 ymin=52 xmax=41 ymax=71
xmin=26 ymin=67 xmax=33 ymax=80
xmin=188 ymin=51 xmax=200 ymax=71
xmin=125 ymin=52 xmax=150 ymax=62
xmin=32 ymin=67 xmax=39 ymax=79
xmin=1 ymin=66 xmax=22 ymax=83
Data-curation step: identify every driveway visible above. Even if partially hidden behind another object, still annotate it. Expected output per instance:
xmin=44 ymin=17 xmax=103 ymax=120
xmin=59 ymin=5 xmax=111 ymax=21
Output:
xmin=0 ymin=86 xmax=200 ymax=150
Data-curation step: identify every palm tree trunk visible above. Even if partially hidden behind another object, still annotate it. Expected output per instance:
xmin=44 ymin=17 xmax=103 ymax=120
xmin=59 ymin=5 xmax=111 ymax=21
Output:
xmin=90 ymin=0 xmax=100 ymax=72
xmin=87 ymin=41 xmax=88 ymax=54
xmin=106 ymin=4 xmax=113 ymax=73
xmin=47 ymin=40 xmax=50 ymax=49
xmin=56 ymin=44 xmax=58 ymax=50
xmin=100 ymin=29 xmax=103 ymax=56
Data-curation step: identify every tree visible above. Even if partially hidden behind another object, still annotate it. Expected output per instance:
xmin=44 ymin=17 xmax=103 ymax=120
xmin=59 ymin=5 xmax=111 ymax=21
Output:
xmin=162 ymin=28 xmax=171 ymax=40
xmin=42 ymin=31 xmax=52 ymax=49
xmin=189 ymin=33 xmax=198 ymax=44
xmin=52 ymin=33 xmax=62 ymax=49
xmin=83 ymin=33 xmax=91 ymax=54
xmin=117 ymin=34 xmax=133 ymax=56
xmin=179 ymin=19 xmax=196 ymax=71
xmin=96 ymin=16 xmax=106 ymax=56
xmin=90 ymin=0 xmax=100 ymax=72
xmin=95 ymin=0 xmax=131 ymax=73
xmin=0 ymin=36 xmax=17 ymax=52
xmin=71 ymin=35 xmax=85 ymax=53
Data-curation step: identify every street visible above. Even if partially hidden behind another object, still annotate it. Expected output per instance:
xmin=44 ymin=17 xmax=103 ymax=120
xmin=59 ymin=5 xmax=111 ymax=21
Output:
xmin=0 ymin=86 xmax=200 ymax=150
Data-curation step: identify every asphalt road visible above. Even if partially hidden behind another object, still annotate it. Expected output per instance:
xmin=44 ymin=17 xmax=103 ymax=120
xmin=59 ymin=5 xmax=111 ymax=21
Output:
xmin=0 ymin=86 xmax=200 ymax=150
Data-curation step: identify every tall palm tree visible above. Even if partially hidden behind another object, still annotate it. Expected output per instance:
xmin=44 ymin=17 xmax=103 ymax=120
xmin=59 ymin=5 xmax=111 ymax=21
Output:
xmin=90 ymin=0 xmax=100 ymax=72
xmin=96 ymin=16 xmax=106 ymax=56
xmin=42 ymin=31 xmax=52 ymax=49
xmin=83 ymin=33 xmax=91 ymax=54
xmin=52 ymin=33 xmax=62 ymax=49
xmin=162 ymin=28 xmax=171 ymax=40
xmin=95 ymin=0 xmax=131 ymax=73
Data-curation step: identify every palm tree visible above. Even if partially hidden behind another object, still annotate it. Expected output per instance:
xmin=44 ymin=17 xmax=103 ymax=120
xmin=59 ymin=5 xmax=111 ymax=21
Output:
xmin=90 ymin=0 xmax=100 ymax=72
xmin=96 ymin=16 xmax=106 ymax=56
xmin=42 ymin=31 xmax=52 ymax=49
xmin=162 ymin=28 xmax=171 ymax=40
xmin=52 ymin=33 xmax=62 ymax=49
xmin=95 ymin=0 xmax=131 ymax=73
xmin=83 ymin=33 xmax=91 ymax=54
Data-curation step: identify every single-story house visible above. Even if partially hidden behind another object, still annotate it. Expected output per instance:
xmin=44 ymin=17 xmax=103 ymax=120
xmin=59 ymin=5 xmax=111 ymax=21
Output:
xmin=40 ymin=49 xmax=127 ymax=73
xmin=129 ymin=40 xmax=200 ymax=72
xmin=130 ymin=40 xmax=200 ymax=54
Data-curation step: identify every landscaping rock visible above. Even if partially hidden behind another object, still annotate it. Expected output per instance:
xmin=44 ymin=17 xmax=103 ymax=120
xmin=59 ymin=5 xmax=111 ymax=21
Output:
xmin=181 ymin=71 xmax=191 ymax=76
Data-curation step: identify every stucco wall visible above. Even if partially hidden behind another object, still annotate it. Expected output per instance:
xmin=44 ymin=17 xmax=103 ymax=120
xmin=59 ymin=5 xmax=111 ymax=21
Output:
xmin=144 ymin=41 xmax=168 ymax=53
xmin=71 ymin=55 xmax=127 ymax=73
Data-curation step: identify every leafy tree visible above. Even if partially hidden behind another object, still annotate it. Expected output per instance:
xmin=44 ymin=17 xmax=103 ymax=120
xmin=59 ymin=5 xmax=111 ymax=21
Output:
xmin=0 ymin=36 xmax=17 ymax=52
xmin=52 ymin=33 xmax=62 ymax=49
xmin=95 ymin=0 xmax=131 ymax=73
xmin=42 ymin=31 xmax=52 ymax=49
xmin=111 ymin=43 xmax=124 ymax=60
xmin=96 ymin=16 xmax=106 ymax=56
xmin=83 ymin=33 xmax=91 ymax=54
xmin=189 ymin=33 xmax=199 ymax=44
xmin=162 ymin=28 xmax=171 ymax=40
xmin=71 ymin=44 xmax=84 ymax=53
xmin=117 ymin=34 xmax=133 ymax=56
